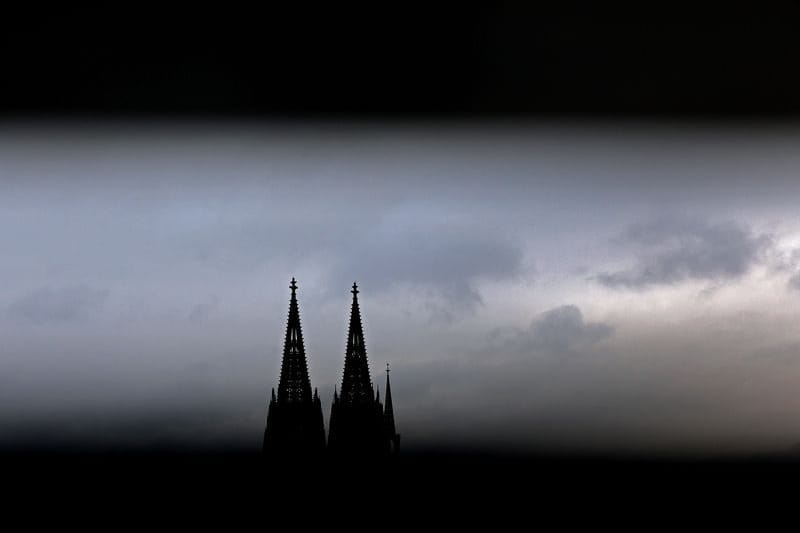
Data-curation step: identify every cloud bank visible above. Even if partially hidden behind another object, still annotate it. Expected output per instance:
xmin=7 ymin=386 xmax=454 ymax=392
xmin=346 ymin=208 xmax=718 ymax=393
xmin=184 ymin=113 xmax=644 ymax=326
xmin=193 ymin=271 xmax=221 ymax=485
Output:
xmin=596 ymin=218 xmax=772 ymax=289
xmin=7 ymin=285 xmax=108 ymax=324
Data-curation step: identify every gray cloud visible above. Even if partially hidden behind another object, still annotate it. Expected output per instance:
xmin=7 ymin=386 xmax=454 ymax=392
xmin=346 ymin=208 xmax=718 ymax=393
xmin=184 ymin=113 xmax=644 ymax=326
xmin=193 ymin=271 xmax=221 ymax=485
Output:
xmin=188 ymin=296 xmax=220 ymax=324
xmin=489 ymin=305 xmax=614 ymax=357
xmin=7 ymin=285 xmax=108 ymax=324
xmin=175 ymin=203 xmax=525 ymax=313
xmin=527 ymin=305 xmax=614 ymax=353
xmin=752 ymin=342 xmax=800 ymax=365
xmin=595 ymin=218 xmax=771 ymax=289
xmin=749 ymin=241 xmax=800 ymax=294
xmin=378 ymin=304 xmax=615 ymax=434
xmin=388 ymin=305 xmax=620 ymax=449
xmin=332 ymin=224 xmax=524 ymax=310
xmin=368 ymin=305 xmax=612 ymax=435
xmin=4 ymin=123 xmax=800 ymax=454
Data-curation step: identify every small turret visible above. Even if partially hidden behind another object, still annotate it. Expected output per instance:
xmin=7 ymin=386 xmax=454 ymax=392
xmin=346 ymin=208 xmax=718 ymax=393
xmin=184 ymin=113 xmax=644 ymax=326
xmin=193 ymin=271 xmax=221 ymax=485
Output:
xmin=384 ymin=363 xmax=400 ymax=454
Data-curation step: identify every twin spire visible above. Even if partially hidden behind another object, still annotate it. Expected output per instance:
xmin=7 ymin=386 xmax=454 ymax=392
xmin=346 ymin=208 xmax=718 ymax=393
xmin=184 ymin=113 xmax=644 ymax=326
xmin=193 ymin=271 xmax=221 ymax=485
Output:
xmin=339 ymin=281 xmax=374 ymax=406
xmin=263 ymin=278 xmax=399 ymax=456
xmin=276 ymin=277 xmax=313 ymax=404
xmin=262 ymin=277 xmax=325 ymax=454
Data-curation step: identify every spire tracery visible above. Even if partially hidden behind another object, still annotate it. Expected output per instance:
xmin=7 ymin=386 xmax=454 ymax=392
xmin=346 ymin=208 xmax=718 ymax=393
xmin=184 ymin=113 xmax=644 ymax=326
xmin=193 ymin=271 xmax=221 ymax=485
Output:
xmin=263 ymin=278 xmax=326 ymax=454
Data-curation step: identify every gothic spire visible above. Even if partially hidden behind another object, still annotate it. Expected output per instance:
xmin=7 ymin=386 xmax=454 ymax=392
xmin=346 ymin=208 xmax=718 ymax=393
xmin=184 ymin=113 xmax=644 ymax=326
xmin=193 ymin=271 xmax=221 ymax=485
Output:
xmin=263 ymin=277 xmax=326 ymax=454
xmin=339 ymin=281 xmax=374 ymax=405
xmin=328 ymin=283 xmax=399 ymax=455
xmin=276 ymin=277 xmax=313 ymax=404
xmin=384 ymin=363 xmax=396 ymax=439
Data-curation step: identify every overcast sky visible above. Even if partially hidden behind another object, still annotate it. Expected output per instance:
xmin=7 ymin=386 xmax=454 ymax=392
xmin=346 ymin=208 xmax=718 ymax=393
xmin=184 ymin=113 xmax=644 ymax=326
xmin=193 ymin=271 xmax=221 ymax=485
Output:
xmin=3 ymin=120 xmax=800 ymax=454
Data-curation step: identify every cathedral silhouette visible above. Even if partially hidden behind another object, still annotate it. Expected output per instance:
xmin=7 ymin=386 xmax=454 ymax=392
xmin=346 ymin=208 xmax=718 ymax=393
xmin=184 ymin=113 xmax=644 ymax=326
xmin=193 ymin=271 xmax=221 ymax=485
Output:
xmin=263 ymin=278 xmax=400 ymax=456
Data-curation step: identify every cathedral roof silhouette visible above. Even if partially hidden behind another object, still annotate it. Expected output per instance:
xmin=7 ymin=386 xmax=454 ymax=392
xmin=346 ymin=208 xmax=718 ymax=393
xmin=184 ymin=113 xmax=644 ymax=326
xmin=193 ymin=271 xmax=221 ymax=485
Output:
xmin=264 ymin=279 xmax=399 ymax=457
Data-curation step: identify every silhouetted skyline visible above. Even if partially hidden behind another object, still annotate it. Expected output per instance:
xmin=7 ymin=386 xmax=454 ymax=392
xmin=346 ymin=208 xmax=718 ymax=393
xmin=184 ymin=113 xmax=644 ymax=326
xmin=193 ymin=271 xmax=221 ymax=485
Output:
xmin=4 ymin=4 xmax=800 ymax=521
xmin=264 ymin=279 xmax=399 ymax=456
xmin=5 ymin=121 xmax=800 ymax=456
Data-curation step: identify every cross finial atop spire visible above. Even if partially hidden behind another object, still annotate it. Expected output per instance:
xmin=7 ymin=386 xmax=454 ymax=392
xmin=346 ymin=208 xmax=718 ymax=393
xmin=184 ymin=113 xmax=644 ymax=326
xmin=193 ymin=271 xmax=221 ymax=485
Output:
xmin=351 ymin=281 xmax=359 ymax=295
xmin=290 ymin=277 xmax=298 ymax=292
xmin=386 ymin=362 xmax=390 ymax=374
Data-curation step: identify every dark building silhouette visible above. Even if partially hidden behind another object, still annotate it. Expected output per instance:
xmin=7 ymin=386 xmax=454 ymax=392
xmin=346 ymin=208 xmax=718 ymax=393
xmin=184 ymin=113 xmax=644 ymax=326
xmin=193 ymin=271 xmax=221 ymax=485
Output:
xmin=263 ymin=278 xmax=326 ymax=454
xmin=328 ymin=282 xmax=400 ymax=456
